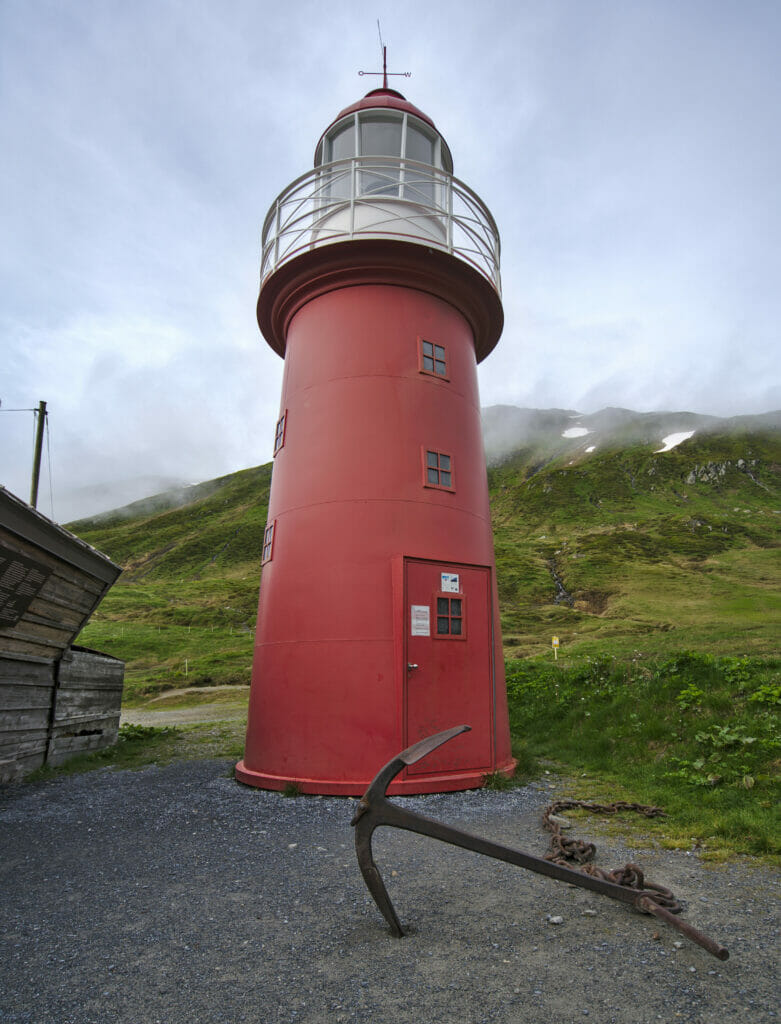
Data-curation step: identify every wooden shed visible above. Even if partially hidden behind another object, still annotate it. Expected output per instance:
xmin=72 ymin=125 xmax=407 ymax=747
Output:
xmin=0 ymin=486 xmax=123 ymax=781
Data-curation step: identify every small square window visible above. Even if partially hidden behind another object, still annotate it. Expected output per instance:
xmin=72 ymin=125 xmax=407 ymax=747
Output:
xmin=273 ymin=412 xmax=287 ymax=455
xmin=433 ymin=594 xmax=466 ymax=639
xmin=418 ymin=337 xmax=449 ymax=380
xmin=261 ymin=521 xmax=275 ymax=564
xmin=422 ymin=449 xmax=455 ymax=491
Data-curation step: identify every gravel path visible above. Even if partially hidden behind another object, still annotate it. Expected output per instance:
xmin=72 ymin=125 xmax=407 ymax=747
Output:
xmin=1 ymin=760 xmax=778 ymax=1024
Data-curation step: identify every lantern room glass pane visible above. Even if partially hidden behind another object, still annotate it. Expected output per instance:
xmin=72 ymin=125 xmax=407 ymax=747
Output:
xmin=406 ymin=126 xmax=435 ymax=165
xmin=330 ymin=124 xmax=355 ymax=160
xmin=359 ymin=116 xmax=402 ymax=197
xmin=324 ymin=123 xmax=355 ymax=199
xmin=404 ymin=125 xmax=436 ymax=204
xmin=360 ymin=117 xmax=402 ymax=157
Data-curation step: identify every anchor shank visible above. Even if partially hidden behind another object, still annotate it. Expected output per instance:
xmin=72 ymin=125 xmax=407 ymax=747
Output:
xmin=378 ymin=802 xmax=646 ymax=908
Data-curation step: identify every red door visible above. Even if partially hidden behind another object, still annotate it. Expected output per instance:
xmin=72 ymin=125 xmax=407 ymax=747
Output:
xmin=404 ymin=559 xmax=494 ymax=776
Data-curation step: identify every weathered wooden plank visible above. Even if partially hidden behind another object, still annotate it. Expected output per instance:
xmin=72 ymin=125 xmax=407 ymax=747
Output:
xmin=0 ymin=742 xmax=47 ymax=763
xmin=54 ymin=694 xmax=122 ymax=719
xmin=0 ymin=748 xmax=46 ymax=782
xmin=0 ymin=635 xmax=57 ymax=659
xmin=3 ymin=619 xmax=73 ymax=647
xmin=0 ymin=706 xmax=50 ymax=731
xmin=53 ymin=710 xmax=119 ymax=726
xmin=0 ymin=631 xmax=67 ymax=660
xmin=48 ymin=732 xmax=118 ymax=765
xmin=37 ymin=575 xmax=102 ymax=612
xmin=56 ymin=672 xmax=124 ymax=690
xmin=0 ymin=683 xmax=53 ymax=709
xmin=59 ymin=650 xmax=124 ymax=682
xmin=27 ymin=597 xmax=86 ymax=629
xmin=57 ymin=680 xmax=124 ymax=695
xmin=0 ymin=727 xmax=48 ymax=755
xmin=0 ymin=656 xmax=53 ymax=680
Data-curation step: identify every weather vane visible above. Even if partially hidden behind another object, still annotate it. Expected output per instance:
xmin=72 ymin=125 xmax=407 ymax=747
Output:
xmin=359 ymin=21 xmax=410 ymax=89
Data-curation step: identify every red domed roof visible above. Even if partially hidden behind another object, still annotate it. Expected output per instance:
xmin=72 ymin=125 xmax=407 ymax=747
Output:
xmin=331 ymin=88 xmax=437 ymax=130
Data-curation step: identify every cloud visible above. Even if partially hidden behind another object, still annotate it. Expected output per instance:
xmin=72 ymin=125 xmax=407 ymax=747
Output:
xmin=1 ymin=0 xmax=778 ymax=521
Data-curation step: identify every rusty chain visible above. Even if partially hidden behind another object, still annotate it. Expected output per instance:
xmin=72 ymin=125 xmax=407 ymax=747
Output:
xmin=542 ymin=799 xmax=682 ymax=914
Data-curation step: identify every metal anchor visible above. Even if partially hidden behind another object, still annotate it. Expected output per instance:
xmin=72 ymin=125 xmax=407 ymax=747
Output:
xmin=351 ymin=725 xmax=729 ymax=961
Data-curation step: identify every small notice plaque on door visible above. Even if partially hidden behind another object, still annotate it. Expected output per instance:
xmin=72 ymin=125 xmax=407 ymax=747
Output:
xmin=410 ymin=605 xmax=430 ymax=636
xmin=441 ymin=573 xmax=460 ymax=593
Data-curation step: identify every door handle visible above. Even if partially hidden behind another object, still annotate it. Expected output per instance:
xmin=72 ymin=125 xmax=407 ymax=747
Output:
xmin=407 ymin=663 xmax=419 ymax=671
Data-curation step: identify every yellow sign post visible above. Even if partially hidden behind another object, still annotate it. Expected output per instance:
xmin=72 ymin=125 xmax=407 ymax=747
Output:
xmin=552 ymin=635 xmax=560 ymax=661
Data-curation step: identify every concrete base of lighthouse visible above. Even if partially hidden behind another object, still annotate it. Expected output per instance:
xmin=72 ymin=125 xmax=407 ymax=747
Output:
xmin=234 ymin=757 xmax=517 ymax=796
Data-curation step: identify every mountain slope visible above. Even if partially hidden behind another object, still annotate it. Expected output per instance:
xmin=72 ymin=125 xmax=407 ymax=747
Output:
xmin=489 ymin=425 xmax=780 ymax=658
xmin=69 ymin=409 xmax=780 ymax=698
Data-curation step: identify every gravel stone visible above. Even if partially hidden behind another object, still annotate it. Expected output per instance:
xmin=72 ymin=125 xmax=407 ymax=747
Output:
xmin=1 ymin=760 xmax=779 ymax=1023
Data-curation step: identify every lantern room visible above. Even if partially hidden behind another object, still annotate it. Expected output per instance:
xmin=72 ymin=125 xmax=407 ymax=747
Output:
xmin=314 ymin=88 xmax=453 ymax=170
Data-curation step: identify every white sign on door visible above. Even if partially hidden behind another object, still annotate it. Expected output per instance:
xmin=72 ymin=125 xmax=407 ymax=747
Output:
xmin=410 ymin=605 xmax=430 ymax=636
xmin=441 ymin=573 xmax=460 ymax=593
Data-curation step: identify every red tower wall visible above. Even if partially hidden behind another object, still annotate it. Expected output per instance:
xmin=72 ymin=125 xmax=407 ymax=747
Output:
xmin=237 ymin=270 xmax=513 ymax=794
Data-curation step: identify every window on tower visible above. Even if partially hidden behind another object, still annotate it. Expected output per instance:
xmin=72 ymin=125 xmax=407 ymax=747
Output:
xmin=419 ymin=338 xmax=448 ymax=379
xmin=435 ymin=595 xmax=466 ymax=638
xmin=261 ymin=521 xmax=275 ymax=564
xmin=273 ymin=411 xmax=287 ymax=455
xmin=423 ymin=449 xmax=455 ymax=491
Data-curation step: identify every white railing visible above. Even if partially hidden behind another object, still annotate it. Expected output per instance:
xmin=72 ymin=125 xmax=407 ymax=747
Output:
xmin=260 ymin=157 xmax=501 ymax=295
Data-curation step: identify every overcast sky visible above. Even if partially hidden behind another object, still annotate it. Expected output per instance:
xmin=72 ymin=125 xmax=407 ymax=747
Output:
xmin=1 ymin=0 xmax=779 ymax=521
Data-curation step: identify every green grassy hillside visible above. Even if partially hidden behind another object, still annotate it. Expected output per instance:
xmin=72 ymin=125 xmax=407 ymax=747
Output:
xmin=73 ymin=464 xmax=271 ymax=702
xmin=71 ymin=420 xmax=780 ymax=696
xmin=491 ymin=427 xmax=780 ymax=660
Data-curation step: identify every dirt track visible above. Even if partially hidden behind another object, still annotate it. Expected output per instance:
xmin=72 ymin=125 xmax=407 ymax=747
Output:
xmin=1 ymin=759 xmax=778 ymax=1024
xmin=120 ymin=704 xmax=247 ymax=726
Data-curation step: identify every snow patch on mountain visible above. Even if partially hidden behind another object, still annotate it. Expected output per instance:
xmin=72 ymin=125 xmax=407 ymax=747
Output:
xmin=562 ymin=427 xmax=591 ymax=439
xmin=656 ymin=430 xmax=695 ymax=453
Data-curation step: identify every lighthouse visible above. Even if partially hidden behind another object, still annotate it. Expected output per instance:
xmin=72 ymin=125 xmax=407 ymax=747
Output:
xmin=235 ymin=74 xmax=514 ymax=795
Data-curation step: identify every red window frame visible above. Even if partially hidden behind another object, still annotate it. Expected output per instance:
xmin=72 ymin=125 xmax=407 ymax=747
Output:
xmin=422 ymin=448 xmax=455 ymax=492
xmin=273 ymin=411 xmax=287 ymax=456
xmin=434 ymin=592 xmax=466 ymax=639
xmin=261 ymin=521 xmax=275 ymax=564
xmin=418 ymin=337 xmax=449 ymax=380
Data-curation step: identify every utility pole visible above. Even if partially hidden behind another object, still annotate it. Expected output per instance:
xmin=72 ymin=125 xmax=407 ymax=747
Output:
xmin=30 ymin=400 xmax=47 ymax=509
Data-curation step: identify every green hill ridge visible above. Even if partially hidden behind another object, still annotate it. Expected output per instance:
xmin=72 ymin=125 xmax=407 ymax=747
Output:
xmin=70 ymin=408 xmax=780 ymax=692
xmin=68 ymin=407 xmax=780 ymax=856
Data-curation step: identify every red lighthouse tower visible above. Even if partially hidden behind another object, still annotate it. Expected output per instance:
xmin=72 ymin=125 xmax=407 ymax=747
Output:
xmin=235 ymin=80 xmax=514 ymax=795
